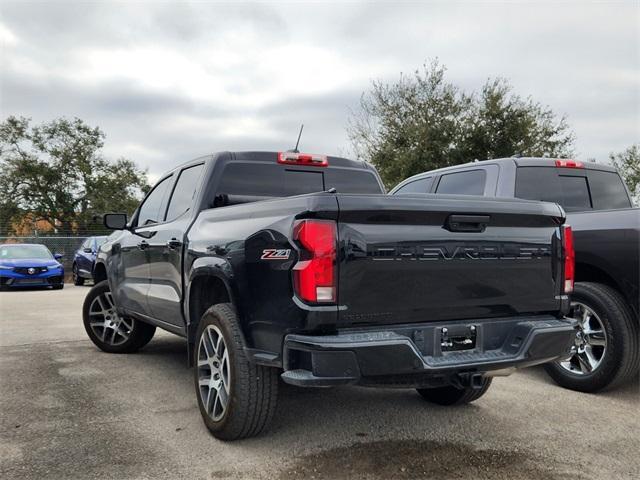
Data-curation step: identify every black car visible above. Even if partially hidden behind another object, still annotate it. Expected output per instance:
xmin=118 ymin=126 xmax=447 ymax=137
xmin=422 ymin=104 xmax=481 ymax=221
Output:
xmin=72 ymin=236 xmax=108 ymax=285
xmin=84 ymin=151 xmax=576 ymax=439
xmin=391 ymin=157 xmax=639 ymax=392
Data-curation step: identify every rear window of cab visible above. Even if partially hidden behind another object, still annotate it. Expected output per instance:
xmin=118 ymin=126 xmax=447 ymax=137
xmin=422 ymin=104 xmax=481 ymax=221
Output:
xmin=515 ymin=167 xmax=631 ymax=211
xmin=216 ymin=163 xmax=383 ymax=198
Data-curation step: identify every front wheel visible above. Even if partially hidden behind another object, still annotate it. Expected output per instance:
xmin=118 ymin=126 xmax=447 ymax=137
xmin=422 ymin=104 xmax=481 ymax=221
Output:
xmin=544 ymin=282 xmax=639 ymax=392
xmin=82 ymin=280 xmax=156 ymax=353
xmin=417 ymin=378 xmax=492 ymax=406
xmin=194 ymin=303 xmax=278 ymax=440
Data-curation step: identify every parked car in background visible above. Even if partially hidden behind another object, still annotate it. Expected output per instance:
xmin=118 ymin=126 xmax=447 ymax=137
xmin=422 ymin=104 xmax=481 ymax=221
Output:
xmin=84 ymin=151 xmax=576 ymax=440
xmin=72 ymin=236 xmax=108 ymax=286
xmin=391 ymin=157 xmax=639 ymax=392
xmin=0 ymin=243 xmax=65 ymax=290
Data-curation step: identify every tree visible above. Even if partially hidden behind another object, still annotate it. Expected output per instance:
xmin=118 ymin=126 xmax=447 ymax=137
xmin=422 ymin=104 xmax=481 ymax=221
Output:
xmin=348 ymin=60 xmax=575 ymax=188
xmin=0 ymin=116 xmax=149 ymax=235
xmin=610 ymin=144 xmax=639 ymax=205
xmin=460 ymin=79 xmax=575 ymax=162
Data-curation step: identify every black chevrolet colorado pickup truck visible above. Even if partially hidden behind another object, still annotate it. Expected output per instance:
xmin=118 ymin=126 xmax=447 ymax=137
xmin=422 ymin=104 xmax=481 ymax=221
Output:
xmin=391 ymin=157 xmax=639 ymax=392
xmin=84 ymin=151 xmax=576 ymax=439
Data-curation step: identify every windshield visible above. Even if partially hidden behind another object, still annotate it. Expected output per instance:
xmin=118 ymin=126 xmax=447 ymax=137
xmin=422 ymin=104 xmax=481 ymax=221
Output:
xmin=96 ymin=236 xmax=108 ymax=248
xmin=0 ymin=244 xmax=53 ymax=260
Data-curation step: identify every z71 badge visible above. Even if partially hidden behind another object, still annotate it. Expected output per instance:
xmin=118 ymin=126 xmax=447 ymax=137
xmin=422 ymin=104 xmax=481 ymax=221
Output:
xmin=261 ymin=249 xmax=291 ymax=260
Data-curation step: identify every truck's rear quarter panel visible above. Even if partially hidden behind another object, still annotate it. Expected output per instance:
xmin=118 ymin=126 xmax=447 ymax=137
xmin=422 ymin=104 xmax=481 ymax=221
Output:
xmin=186 ymin=194 xmax=340 ymax=352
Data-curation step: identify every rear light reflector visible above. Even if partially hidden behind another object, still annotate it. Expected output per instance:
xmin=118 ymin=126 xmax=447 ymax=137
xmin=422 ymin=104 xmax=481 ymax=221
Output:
xmin=278 ymin=152 xmax=328 ymax=167
xmin=293 ymin=219 xmax=336 ymax=303
xmin=555 ymin=159 xmax=584 ymax=168
xmin=562 ymin=225 xmax=575 ymax=294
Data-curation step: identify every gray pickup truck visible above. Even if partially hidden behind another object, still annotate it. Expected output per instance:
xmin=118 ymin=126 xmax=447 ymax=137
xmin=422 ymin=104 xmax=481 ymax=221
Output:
xmin=391 ymin=158 xmax=639 ymax=392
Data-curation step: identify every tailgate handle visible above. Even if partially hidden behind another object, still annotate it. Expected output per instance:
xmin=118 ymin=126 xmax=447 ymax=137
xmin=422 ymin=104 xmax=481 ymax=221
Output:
xmin=445 ymin=215 xmax=490 ymax=233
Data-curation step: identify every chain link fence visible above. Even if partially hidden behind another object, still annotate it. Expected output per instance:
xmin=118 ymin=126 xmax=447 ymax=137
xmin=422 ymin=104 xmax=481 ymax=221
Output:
xmin=0 ymin=236 xmax=88 ymax=281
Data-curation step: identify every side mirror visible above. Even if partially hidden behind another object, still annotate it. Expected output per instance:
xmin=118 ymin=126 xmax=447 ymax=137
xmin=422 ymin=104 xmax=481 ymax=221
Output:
xmin=83 ymin=248 xmax=93 ymax=253
xmin=54 ymin=253 xmax=63 ymax=260
xmin=104 ymin=213 xmax=128 ymax=230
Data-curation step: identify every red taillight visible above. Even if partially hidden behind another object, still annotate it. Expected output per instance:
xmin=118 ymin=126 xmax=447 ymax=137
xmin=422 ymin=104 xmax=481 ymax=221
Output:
xmin=293 ymin=219 xmax=336 ymax=302
xmin=562 ymin=225 xmax=575 ymax=294
xmin=278 ymin=152 xmax=328 ymax=167
xmin=555 ymin=159 xmax=584 ymax=169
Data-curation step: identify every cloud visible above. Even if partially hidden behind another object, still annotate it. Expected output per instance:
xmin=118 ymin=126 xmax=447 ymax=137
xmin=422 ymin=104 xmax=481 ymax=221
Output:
xmin=1 ymin=0 xmax=638 ymax=180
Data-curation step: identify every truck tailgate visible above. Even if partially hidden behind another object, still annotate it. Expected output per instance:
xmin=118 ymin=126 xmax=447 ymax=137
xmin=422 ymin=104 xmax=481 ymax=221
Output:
xmin=336 ymin=194 xmax=565 ymax=326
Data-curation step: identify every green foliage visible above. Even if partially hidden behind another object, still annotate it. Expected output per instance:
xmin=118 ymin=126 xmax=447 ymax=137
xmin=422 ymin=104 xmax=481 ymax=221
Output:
xmin=610 ymin=144 xmax=639 ymax=205
xmin=348 ymin=60 xmax=575 ymax=188
xmin=0 ymin=116 xmax=149 ymax=235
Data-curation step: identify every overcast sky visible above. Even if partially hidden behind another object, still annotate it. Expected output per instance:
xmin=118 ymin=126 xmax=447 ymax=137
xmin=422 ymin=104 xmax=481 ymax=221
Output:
xmin=1 ymin=0 xmax=638 ymax=182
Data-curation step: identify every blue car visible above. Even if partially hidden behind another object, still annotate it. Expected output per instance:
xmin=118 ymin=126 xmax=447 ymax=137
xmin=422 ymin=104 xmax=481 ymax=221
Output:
xmin=72 ymin=236 xmax=108 ymax=286
xmin=0 ymin=243 xmax=65 ymax=290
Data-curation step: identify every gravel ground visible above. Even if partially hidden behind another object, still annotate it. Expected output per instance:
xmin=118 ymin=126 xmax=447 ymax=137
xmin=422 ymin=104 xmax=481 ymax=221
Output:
xmin=1 ymin=285 xmax=638 ymax=479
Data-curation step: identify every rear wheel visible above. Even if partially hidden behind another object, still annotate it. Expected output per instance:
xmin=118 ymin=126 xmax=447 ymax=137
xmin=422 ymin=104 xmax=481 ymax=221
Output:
xmin=82 ymin=280 xmax=155 ymax=353
xmin=73 ymin=263 xmax=85 ymax=286
xmin=194 ymin=303 xmax=278 ymax=440
xmin=544 ymin=282 xmax=639 ymax=392
xmin=417 ymin=378 xmax=492 ymax=406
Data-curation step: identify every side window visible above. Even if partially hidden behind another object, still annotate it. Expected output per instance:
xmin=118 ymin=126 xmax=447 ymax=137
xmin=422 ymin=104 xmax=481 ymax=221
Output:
xmin=394 ymin=177 xmax=433 ymax=194
xmin=165 ymin=164 xmax=205 ymax=221
xmin=136 ymin=175 xmax=173 ymax=227
xmin=436 ymin=170 xmax=486 ymax=195
xmin=81 ymin=238 xmax=91 ymax=250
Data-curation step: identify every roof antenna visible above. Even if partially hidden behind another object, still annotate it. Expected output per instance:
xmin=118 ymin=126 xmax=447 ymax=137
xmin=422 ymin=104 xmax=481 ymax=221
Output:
xmin=288 ymin=124 xmax=304 ymax=153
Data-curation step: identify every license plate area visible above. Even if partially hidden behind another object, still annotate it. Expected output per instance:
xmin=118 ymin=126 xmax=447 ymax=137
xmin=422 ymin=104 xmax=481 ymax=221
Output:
xmin=441 ymin=325 xmax=476 ymax=352
xmin=17 ymin=278 xmax=44 ymax=285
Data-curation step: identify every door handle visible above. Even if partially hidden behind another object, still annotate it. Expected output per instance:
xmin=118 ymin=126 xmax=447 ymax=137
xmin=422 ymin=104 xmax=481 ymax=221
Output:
xmin=167 ymin=238 xmax=182 ymax=250
xmin=137 ymin=240 xmax=149 ymax=250
xmin=445 ymin=215 xmax=491 ymax=233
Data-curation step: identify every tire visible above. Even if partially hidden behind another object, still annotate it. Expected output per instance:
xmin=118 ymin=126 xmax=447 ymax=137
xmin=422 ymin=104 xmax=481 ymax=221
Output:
xmin=544 ymin=282 xmax=639 ymax=393
xmin=82 ymin=280 xmax=156 ymax=354
xmin=73 ymin=263 xmax=85 ymax=286
xmin=194 ymin=303 xmax=278 ymax=440
xmin=417 ymin=378 xmax=492 ymax=406
xmin=52 ymin=283 xmax=64 ymax=290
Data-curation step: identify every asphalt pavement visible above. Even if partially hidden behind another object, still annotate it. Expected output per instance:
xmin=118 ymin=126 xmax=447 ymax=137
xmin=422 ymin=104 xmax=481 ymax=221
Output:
xmin=1 ymin=285 xmax=638 ymax=479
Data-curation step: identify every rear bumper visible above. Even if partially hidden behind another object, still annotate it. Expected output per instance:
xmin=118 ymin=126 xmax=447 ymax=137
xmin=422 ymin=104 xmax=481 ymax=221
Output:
xmin=281 ymin=316 xmax=577 ymax=387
